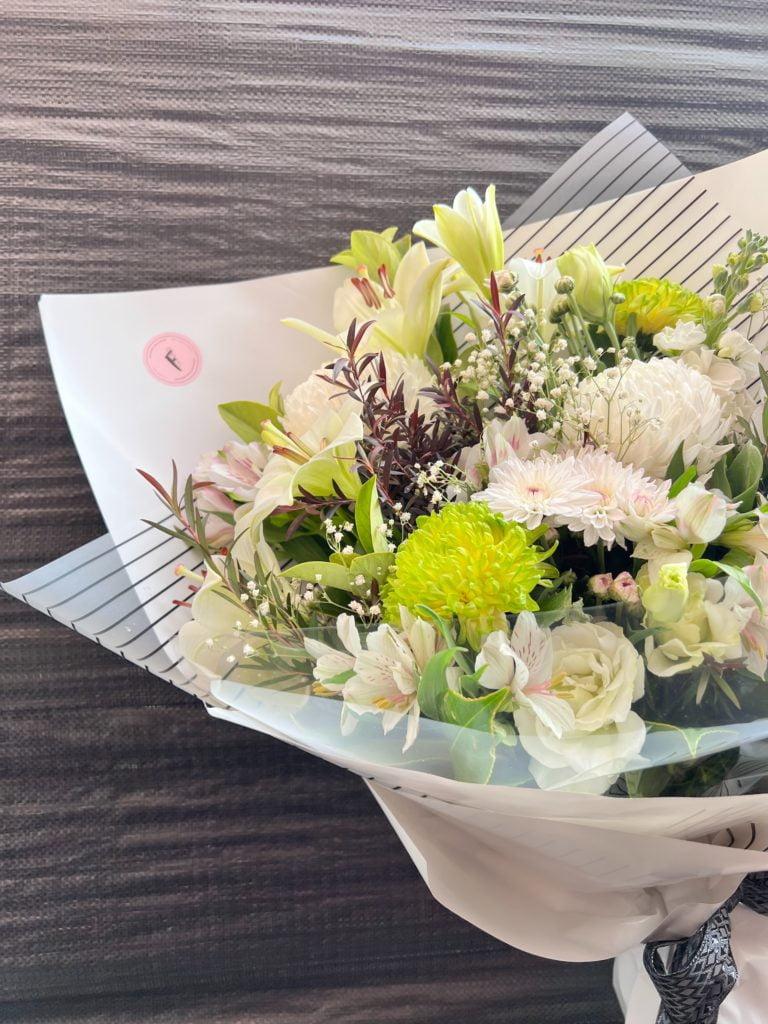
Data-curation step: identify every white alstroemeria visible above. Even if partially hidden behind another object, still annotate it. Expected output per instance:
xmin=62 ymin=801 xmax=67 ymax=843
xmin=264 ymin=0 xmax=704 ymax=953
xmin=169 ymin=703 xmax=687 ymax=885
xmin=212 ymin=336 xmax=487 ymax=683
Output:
xmin=512 ymin=620 xmax=646 ymax=794
xmin=342 ymin=611 xmax=442 ymax=751
xmin=194 ymin=440 xmax=270 ymax=503
xmin=284 ymin=244 xmax=450 ymax=359
xmin=304 ymin=614 xmax=362 ymax=694
xmin=475 ymin=615 xmax=575 ymax=737
xmin=672 ymin=482 xmax=734 ymax=545
xmin=724 ymin=554 xmax=768 ymax=678
xmin=414 ymin=185 xmax=504 ymax=291
xmin=653 ymin=320 xmax=707 ymax=355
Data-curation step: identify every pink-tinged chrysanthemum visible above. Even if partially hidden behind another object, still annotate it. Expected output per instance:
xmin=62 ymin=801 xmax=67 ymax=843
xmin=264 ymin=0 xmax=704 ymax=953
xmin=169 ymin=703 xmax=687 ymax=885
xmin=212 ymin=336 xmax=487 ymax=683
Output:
xmin=476 ymin=452 xmax=595 ymax=531
xmin=570 ymin=448 xmax=673 ymax=548
xmin=476 ymin=447 xmax=673 ymax=549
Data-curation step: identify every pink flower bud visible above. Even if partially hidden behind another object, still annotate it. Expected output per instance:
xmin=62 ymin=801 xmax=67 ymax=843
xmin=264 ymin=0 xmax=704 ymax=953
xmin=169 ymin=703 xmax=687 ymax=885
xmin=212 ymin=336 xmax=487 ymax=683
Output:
xmin=588 ymin=573 xmax=613 ymax=597
xmin=609 ymin=571 xmax=640 ymax=606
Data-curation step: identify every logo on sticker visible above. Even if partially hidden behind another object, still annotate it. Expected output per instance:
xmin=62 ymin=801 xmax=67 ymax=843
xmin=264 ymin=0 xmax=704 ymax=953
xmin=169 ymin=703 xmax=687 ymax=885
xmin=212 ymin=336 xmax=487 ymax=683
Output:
xmin=143 ymin=332 xmax=202 ymax=386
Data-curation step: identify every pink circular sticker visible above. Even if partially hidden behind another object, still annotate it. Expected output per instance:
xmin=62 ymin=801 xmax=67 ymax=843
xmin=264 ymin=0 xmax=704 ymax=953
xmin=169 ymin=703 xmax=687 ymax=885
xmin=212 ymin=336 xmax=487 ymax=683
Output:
xmin=143 ymin=332 xmax=202 ymax=386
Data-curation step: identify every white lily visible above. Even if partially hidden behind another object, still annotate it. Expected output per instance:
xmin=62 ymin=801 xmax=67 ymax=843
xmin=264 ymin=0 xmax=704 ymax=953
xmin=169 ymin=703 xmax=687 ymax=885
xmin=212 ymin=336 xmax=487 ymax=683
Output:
xmin=284 ymin=244 xmax=450 ymax=359
xmin=414 ymin=185 xmax=504 ymax=291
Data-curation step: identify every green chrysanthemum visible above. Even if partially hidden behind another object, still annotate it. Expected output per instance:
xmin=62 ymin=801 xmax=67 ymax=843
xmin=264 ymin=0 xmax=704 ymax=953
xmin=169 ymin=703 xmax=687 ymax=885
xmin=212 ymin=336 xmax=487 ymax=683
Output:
xmin=383 ymin=503 xmax=551 ymax=644
xmin=614 ymin=278 xmax=708 ymax=336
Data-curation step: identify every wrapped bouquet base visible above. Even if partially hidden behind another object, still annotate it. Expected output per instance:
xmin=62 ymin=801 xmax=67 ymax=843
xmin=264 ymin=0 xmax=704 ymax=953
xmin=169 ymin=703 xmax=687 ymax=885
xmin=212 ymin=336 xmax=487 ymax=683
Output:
xmin=6 ymin=115 xmax=768 ymax=1023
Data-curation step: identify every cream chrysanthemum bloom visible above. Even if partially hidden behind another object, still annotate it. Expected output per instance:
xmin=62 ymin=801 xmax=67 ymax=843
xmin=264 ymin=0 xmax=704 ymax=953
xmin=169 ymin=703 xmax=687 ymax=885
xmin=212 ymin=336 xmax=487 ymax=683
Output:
xmin=563 ymin=359 xmax=731 ymax=479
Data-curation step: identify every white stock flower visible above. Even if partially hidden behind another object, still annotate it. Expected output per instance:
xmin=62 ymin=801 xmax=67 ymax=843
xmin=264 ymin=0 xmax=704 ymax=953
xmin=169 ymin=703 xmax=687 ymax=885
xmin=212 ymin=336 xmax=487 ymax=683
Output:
xmin=562 ymin=359 xmax=731 ymax=479
xmin=510 ymin=619 xmax=646 ymax=794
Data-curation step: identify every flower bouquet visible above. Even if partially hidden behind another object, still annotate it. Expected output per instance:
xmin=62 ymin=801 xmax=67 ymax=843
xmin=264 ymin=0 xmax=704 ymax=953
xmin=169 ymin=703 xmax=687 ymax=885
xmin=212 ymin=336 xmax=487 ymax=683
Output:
xmin=7 ymin=118 xmax=768 ymax=1023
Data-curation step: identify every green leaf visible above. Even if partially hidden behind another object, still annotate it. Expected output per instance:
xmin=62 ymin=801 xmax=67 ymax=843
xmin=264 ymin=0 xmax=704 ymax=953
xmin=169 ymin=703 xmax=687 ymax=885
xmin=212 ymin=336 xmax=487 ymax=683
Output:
xmin=668 ymin=464 xmax=698 ymax=499
xmin=218 ymin=401 xmax=280 ymax=443
xmin=690 ymin=558 xmax=763 ymax=612
xmin=442 ymin=688 xmax=511 ymax=785
xmin=665 ymin=442 xmax=686 ymax=482
xmin=349 ymin=552 xmax=395 ymax=588
xmin=416 ymin=647 xmax=461 ymax=720
xmin=354 ymin=476 xmax=387 ymax=553
xmin=710 ymin=455 xmax=732 ymax=498
xmin=646 ymin=721 xmax=737 ymax=758
xmin=727 ymin=442 xmax=763 ymax=512
xmin=281 ymin=560 xmax=354 ymax=591
xmin=435 ymin=310 xmax=458 ymax=363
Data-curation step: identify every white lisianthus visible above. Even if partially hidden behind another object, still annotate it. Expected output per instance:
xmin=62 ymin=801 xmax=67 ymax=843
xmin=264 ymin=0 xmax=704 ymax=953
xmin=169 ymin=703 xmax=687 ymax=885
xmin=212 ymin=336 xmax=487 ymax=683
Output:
xmin=653 ymin=320 xmax=706 ymax=355
xmin=724 ymin=554 xmax=768 ymax=678
xmin=178 ymin=564 xmax=260 ymax=680
xmin=643 ymin=572 xmax=751 ymax=677
xmin=555 ymin=244 xmax=624 ymax=323
xmin=562 ymin=359 xmax=731 ymax=479
xmin=672 ymin=482 xmax=734 ymax=545
xmin=510 ymin=619 xmax=645 ymax=794
xmin=414 ymin=185 xmax=504 ymax=291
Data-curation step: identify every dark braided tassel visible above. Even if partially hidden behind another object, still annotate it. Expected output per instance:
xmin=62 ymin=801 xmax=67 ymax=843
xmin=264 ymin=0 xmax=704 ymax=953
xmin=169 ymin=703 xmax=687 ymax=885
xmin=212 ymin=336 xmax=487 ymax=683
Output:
xmin=643 ymin=892 xmax=740 ymax=1024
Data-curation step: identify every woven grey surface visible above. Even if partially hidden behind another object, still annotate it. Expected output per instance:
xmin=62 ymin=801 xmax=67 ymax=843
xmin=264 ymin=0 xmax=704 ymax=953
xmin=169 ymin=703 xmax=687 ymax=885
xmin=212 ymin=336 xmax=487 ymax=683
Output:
xmin=1 ymin=2 xmax=767 ymax=1021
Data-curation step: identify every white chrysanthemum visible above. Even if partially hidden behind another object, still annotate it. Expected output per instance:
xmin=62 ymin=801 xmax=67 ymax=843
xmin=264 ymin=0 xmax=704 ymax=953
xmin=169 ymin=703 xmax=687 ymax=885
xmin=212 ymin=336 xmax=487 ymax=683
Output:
xmin=563 ymin=359 xmax=731 ymax=479
xmin=476 ymin=452 xmax=595 ymax=530
xmin=569 ymin=448 xmax=673 ymax=548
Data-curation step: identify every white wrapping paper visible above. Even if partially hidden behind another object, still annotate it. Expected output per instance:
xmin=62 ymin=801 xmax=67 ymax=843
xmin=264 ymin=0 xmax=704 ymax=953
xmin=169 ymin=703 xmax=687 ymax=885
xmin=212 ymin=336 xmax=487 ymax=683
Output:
xmin=6 ymin=116 xmax=768 ymax=1020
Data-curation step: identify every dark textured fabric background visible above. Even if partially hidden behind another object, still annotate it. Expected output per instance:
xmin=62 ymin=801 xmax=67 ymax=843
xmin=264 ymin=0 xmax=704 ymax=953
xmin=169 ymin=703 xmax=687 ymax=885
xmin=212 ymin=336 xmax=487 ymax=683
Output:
xmin=1 ymin=2 xmax=767 ymax=1021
